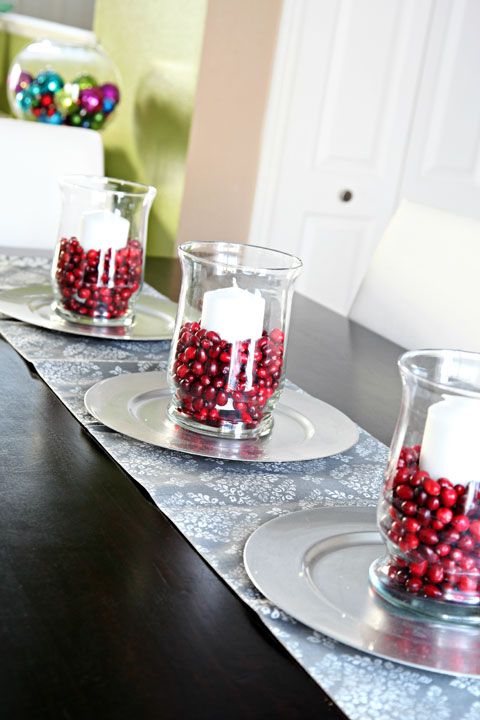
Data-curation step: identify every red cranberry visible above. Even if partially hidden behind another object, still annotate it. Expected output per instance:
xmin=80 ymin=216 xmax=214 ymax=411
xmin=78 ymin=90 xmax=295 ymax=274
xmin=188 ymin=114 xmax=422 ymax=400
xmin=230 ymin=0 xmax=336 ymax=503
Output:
xmin=436 ymin=507 xmax=453 ymax=525
xmin=426 ymin=496 xmax=440 ymax=511
xmin=417 ymin=507 xmax=432 ymax=526
xmin=451 ymin=515 xmax=470 ymax=533
xmin=270 ymin=328 xmax=284 ymax=344
xmin=458 ymin=576 xmax=477 ymax=593
xmin=423 ymin=479 xmax=441 ymax=496
xmin=409 ymin=559 xmax=428 ymax=577
xmin=441 ymin=529 xmax=461 ymax=545
xmin=406 ymin=577 xmax=423 ymax=593
xmin=457 ymin=535 xmax=475 ymax=552
xmin=440 ymin=487 xmax=457 ymax=508
xmin=177 ymin=365 xmax=189 ymax=379
xmin=400 ymin=533 xmax=419 ymax=551
xmin=459 ymin=556 xmax=476 ymax=571
xmin=426 ymin=565 xmax=444 ymax=584
xmin=400 ymin=501 xmax=417 ymax=517
xmin=418 ymin=528 xmax=439 ymax=546
xmin=191 ymin=361 xmax=204 ymax=376
xmin=449 ymin=548 xmax=464 ymax=563
xmin=206 ymin=360 xmax=218 ymax=376
xmin=435 ymin=543 xmax=451 ymax=558
xmin=204 ymin=387 xmax=216 ymax=403
xmin=470 ymin=520 xmax=480 ymax=540
xmin=404 ymin=518 xmax=420 ymax=533
xmin=415 ymin=490 xmax=428 ymax=507
xmin=394 ymin=468 xmax=411 ymax=485
xmin=423 ymin=584 xmax=442 ymax=599
xmin=396 ymin=485 xmax=414 ymax=500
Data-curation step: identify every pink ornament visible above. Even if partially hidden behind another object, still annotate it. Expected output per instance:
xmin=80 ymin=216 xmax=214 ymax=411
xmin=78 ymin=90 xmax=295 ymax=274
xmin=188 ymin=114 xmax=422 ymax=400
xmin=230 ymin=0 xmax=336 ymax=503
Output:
xmin=15 ymin=71 xmax=33 ymax=93
xmin=101 ymin=83 xmax=120 ymax=104
xmin=79 ymin=87 xmax=103 ymax=113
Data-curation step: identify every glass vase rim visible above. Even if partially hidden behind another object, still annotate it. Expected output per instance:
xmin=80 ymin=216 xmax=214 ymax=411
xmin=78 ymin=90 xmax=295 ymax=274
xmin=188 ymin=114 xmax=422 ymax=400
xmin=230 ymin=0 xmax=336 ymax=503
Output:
xmin=24 ymin=36 xmax=101 ymax=51
xmin=178 ymin=241 xmax=303 ymax=274
xmin=399 ymin=348 xmax=480 ymax=399
xmin=59 ymin=175 xmax=157 ymax=200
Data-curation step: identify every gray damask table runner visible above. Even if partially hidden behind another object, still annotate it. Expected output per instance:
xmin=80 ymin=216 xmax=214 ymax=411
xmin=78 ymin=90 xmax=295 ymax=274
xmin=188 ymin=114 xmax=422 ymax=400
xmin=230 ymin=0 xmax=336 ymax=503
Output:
xmin=1 ymin=254 xmax=479 ymax=720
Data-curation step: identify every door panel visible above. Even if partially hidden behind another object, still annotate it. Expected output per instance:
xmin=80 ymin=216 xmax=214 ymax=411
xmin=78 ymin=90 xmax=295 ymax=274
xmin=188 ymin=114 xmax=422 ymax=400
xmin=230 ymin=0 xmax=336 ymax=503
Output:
xmin=401 ymin=0 xmax=480 ymax=216
xmin=251 ymin=0 xmax=432 ymax=315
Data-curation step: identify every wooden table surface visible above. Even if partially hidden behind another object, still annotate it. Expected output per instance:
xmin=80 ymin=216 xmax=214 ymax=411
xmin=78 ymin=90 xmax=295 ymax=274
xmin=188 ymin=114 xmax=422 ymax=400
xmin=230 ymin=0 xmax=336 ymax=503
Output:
xmin=0 ymin=256 xmax=403 ymax=719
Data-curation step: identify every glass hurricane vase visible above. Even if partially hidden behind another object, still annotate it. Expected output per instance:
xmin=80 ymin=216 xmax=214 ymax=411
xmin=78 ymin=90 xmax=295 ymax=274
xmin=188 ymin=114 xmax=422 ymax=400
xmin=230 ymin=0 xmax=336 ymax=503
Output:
xmin=51 ymin=175 xmax=156 ymax=327
xmin=370 ymin=350 xmax=480 ymax=624
xmin=167 ymin=241 xmax=302 ymax=439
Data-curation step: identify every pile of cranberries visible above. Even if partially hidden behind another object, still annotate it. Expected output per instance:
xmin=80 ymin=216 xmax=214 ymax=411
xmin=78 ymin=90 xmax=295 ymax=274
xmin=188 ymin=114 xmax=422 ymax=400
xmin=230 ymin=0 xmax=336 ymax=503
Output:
xmin=54 ymin=236 xmax=143 ymax=320
xmin=170 ymin=322 xmax=285 ymax=430
xmin=380 ymin=445 xmax=480 ymax=604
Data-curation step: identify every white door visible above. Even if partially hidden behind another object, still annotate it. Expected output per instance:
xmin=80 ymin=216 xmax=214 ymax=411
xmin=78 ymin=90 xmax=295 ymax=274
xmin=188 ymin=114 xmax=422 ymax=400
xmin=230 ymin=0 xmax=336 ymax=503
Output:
xmin=250 ymin=0 xmax=432 ymax=315
xmin=400 ymin=0 xmax=480 ymax=218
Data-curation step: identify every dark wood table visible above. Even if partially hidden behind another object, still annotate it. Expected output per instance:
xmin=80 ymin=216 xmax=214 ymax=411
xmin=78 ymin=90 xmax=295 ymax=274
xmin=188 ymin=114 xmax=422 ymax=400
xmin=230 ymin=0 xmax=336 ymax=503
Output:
xmin=0 ymin=257 xmax=403 ymax=719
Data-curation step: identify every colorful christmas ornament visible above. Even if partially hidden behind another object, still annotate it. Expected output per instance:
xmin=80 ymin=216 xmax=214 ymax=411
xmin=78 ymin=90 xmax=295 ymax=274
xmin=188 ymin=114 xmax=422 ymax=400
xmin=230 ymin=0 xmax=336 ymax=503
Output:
xmin=11 ymin=67 xmax=120 ymax=130
xmin=16 ymin=90 xmax=32 ymax=112
xmin=79 ymin=87 xmax=103 ymax=114
xmin=14 ymin=70 xmax=33 ymax=93
xmin=72 ymin=73 xmax=96 ymax=91
xmin=45 ymin=71 xmax=64 ymax=94
xmin=54 ymin=87 xmax=76 ymax=115
xmin=101 ymin=83 xmax=120 ymax=104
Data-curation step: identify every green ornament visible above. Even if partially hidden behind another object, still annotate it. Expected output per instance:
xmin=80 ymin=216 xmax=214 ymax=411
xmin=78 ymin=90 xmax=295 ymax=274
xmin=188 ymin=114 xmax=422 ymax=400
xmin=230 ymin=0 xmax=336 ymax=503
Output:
xmin=93 ymin=111 xmax=104 ymax=123
xmin=70 ymin=112 xmax=82 ymax=126
xmin=72 ymin=73 xmax=97 ymax=91
xmin=54 ymin=88 xmax=75 ymax=115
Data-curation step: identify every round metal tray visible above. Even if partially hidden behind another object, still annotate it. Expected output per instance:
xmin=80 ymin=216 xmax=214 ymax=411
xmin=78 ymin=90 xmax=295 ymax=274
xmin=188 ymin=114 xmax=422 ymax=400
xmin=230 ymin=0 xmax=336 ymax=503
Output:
xmin=244 ymin=507 xmax=480 ymax=677
xmin=0 ymin=284 xmax=177 ymax=341
xmin=84 ymin=371 xmax=359 ymax=462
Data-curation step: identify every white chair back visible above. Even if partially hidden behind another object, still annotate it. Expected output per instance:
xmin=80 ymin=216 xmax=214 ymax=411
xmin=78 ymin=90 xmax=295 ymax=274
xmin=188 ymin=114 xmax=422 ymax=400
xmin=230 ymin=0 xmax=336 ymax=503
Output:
xmin=350 ymin=200 xmax=480 ymax=351
xmin=0 ymin=118 xmax=103 ymax=252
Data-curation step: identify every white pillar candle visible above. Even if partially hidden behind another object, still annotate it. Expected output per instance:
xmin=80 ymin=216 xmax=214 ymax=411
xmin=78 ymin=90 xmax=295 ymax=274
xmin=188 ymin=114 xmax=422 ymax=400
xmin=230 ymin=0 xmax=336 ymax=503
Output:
xmin=80 ymin=210 xmax=130 ymax=252
xmin=200 ymin=283 xmax=265 ymax=343
xmin=420 ymin=397 xmax=480 ymax=485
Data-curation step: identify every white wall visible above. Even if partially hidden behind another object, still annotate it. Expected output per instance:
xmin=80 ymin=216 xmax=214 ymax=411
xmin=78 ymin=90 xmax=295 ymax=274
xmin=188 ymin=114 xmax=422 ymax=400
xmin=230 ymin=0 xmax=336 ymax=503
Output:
xmin=11 ymin=0 xmax=94 ymax=30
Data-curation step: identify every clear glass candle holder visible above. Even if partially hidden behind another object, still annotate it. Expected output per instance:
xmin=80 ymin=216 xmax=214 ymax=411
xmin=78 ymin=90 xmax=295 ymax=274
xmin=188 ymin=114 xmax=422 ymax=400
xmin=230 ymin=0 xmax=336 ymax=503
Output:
xmin=167 ymin=242 xmax=302 ymax=439
xmin=51 ymin=176 xmax=156 ymax=327
xmin=370 ymin=350 xmax=480 ymax=624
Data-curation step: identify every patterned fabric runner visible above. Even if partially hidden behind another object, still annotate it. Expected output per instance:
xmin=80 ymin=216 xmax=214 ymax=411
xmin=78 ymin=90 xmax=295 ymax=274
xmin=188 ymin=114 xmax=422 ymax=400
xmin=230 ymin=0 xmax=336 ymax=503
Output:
xmin=1 ymin=254 xmax=479 ymax=720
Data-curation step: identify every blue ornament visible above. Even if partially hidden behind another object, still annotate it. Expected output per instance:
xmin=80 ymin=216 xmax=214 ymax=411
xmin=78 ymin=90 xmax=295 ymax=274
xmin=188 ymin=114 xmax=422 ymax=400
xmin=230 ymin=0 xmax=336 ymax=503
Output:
xmin=46 ymin=111 xmax=63 ymax=125
xmin=46 ymin=72 xmax=64 ymax=94
xmin=28 ymin=81 xmax=41 ymax=97
xmin=102 ymin=97 xmax=115 ymax=113
xmin=36 ymin=72 xmax=47 ymax=86
xmin=16 ymin=90 xmax=32 ymax=111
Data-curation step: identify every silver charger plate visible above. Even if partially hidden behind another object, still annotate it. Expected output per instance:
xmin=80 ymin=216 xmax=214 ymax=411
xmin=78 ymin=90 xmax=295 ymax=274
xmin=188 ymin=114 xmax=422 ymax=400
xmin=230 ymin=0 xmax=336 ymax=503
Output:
xmin=244 ymin=507 xmax=480 ymax=677
xmin=84 ymin=371 xmax=359 ymax=462
xmin=0 ymin=284 xmax=177 ymax=341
